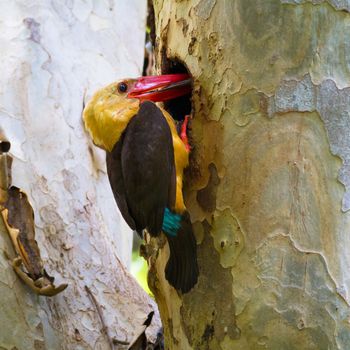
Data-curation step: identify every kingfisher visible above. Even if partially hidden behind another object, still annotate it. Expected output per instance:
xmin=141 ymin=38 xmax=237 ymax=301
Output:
xmin=83 ymin=74 xmax=198 ymax=293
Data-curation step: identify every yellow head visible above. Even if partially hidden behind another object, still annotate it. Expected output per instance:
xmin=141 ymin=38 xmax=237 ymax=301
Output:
xmin=83 ymin=79 xmax=139 ymax=152
xmin=83 ymin=74 xmax=192 ymax=152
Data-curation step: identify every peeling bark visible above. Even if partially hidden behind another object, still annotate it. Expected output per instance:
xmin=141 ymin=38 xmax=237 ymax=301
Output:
xmin=151 ymin=1 xmax=350 ymax=349
xmin=0 ymin=1 xmax=161 ymax=349
xmin=281 ymin=0 xmax=350 ymax=13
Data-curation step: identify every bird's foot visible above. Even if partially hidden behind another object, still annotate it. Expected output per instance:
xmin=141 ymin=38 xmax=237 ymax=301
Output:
xmin=180 ymin=115 xmax=191 ymax=152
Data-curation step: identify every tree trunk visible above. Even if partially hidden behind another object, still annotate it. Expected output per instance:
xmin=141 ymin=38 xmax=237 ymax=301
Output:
xmin=0 ymin=1 xmax=160 ymax=349
xmin=151 ymin=1 xmax=350 ymax=349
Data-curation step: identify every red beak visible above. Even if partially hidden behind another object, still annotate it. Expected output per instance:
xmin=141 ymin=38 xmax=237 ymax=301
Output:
xmin=128 ymin=74 xmax=192 ymax=102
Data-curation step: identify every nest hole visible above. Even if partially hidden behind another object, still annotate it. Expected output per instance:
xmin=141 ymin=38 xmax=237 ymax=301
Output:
xmin=161 ymin=58 xmax=192 ymax=121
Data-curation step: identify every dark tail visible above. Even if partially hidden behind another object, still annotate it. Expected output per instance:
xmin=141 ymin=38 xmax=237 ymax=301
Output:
xmin=165 ymin=211 xmax=199 ymax=293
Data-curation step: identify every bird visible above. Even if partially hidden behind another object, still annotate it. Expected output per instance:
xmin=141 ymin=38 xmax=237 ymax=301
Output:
xmin=83 ymin=74 xmax=198 ymax=293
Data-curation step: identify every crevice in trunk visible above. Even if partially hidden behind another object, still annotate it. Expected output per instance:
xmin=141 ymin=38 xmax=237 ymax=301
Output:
xmin=161 ymin=57 xmax=192 ymax=121
xmin=142 ymin=1 xmax=156 ymax=76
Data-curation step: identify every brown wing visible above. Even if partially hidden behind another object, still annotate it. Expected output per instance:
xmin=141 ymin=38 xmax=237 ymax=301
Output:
xmin=106 ymin=135 xmax=137 ymax=231
xmin=121 ymin=101 xmax=175 ymax=236
xmin=107 ymin=101 xmax=175 ymax=236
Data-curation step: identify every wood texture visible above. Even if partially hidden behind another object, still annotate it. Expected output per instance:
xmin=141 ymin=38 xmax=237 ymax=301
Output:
xmin=0 ymin=1 xmax=161 ymax=349
xmin=151 ymin=1 xmax=350 ymax=349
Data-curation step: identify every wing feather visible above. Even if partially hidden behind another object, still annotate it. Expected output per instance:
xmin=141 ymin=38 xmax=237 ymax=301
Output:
xmin=106 ymin=137 xmax=137 ymax=230
xmin=107 ymin=101 xmax=175 ymax=236
xmin=121 ymin=101 xmax=175 ymax=235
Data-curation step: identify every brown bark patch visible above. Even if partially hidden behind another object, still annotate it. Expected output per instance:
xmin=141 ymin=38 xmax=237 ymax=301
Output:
xmin=180 ymin=221 xmax=240 ymax=349
xmin=196 ymin=163 xmax=220 ymax=212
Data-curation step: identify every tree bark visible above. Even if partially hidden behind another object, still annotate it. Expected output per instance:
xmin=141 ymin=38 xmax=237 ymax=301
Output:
xmin=0 ymin=1 xmax=160 ymax=349
xmin=151 ymin=1 xmax=350 ymax=349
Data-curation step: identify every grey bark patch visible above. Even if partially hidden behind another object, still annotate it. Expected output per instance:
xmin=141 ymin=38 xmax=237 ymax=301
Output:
xmin=281 ymin=0 xmax=350 ymax=13
xmin=269 ymin=75 xmax=350 ymax=211
xmin=194 ymin=0 xmax=217 ymax=19
xmin=316 ymin=79 xmax=350 ymax=211
xmin=23 ymin=18 xmax=41 ymax=43
xmin=269 ymin=75 xmax=316 ymax=115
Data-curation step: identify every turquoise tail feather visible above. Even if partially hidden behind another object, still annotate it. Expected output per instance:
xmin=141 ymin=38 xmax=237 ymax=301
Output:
xmin=162 ymin=207 xmax=181 ymax=237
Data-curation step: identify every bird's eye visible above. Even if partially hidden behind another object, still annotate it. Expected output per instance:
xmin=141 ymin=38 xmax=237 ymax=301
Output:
xmin=117 ymin=82 xmax=128 ymax=93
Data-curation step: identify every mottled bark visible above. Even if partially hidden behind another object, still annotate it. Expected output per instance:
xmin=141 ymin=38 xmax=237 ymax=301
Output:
xmin=150 ymin=1 xmax=350 ymax=349
xmin=0 ymin=1 xmax=160 ymax=349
